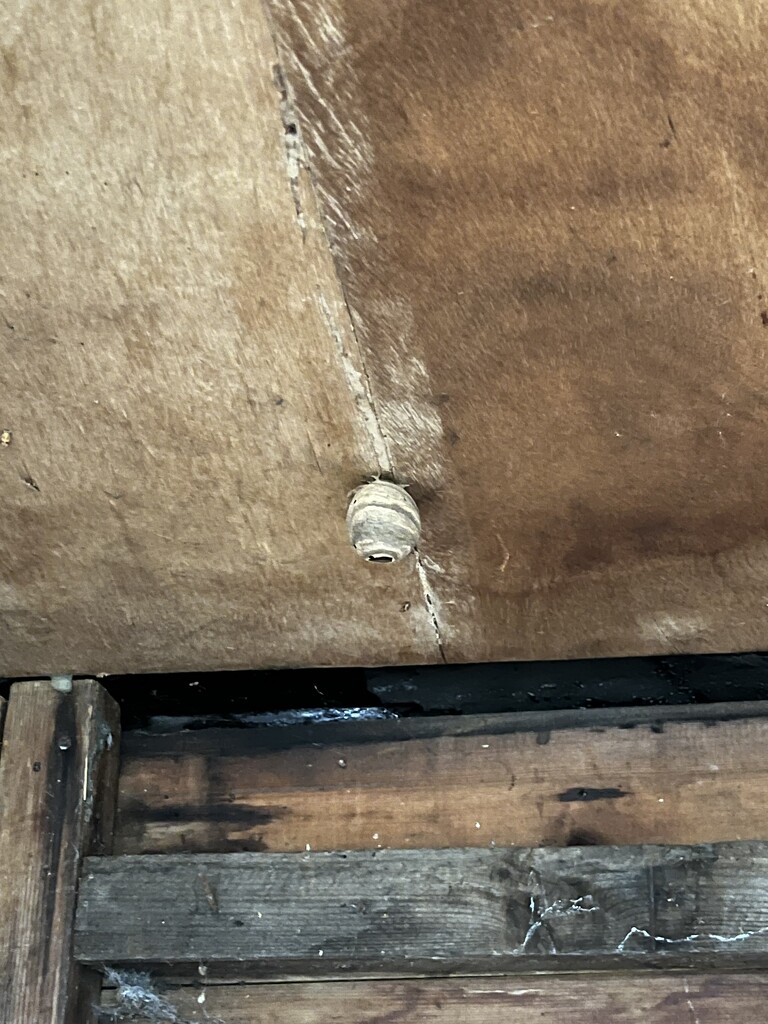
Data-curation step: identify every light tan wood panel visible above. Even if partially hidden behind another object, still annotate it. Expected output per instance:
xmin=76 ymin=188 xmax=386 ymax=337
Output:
xmin=116 ymin=708 xmax=768 ymax=854
xmin=106 ymin=974 xmax=768 ymax=1023
xmin=270 ymin=0 xmax=768 ymax=661
xmin=0 ymin=0 xmax=438 ymax=674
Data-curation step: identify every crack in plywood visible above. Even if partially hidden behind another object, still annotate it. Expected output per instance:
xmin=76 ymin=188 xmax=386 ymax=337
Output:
xmin=262 ymin=0 xmax=447 ymax=660
xmin=272 ymin=62 xmax=307 ymax=240
xmin=683 ymin=978 xmax=701 ymax=1024
xmin=415 ymin=551 xmax=446 ymax=661
xmin=262 ymin=4 xmax=392 ymax=478
xmin=315 ymin=290 xmax=392 ymax=478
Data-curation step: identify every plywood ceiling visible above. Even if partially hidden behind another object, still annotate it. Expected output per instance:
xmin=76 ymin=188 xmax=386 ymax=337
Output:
xmin=2 ymin=0 xmax=768 ymax=674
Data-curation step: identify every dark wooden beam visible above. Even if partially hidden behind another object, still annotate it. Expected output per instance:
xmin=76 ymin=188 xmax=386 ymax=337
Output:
xmin=0 ymin=681 xmax=121 ymax=1024
xmin=76 ymin=841 xmax=768 ymax=979
xmin=121 ymin=698 xmax=768 ymax=757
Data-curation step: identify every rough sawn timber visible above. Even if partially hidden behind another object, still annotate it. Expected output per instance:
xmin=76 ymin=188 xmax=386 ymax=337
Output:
xmin=116 ymin=704 xmax=768 ymax=855
xmin=102 ymin=973 xmax=768 ymax=1024
xmin=76 ymin=841 xmax=768 ymax=977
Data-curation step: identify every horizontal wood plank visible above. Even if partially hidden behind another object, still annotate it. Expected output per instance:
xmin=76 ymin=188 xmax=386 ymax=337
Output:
xmin=76 ymin=841 xmax=768 ymax=976
xmin=367 ymin=655 xmax=768 ymax=715
xmin=102 ymin=974 xmax=768 ymax=1024
xmin=117 ymin=705 xmax=768 ymax=855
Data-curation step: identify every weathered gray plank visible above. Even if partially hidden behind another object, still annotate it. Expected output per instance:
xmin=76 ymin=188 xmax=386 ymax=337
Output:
xmin=76 ymin=842 xmax=768 ymax=978
xmin=0 ymin=681 xmax=121 ymax=1024
xmin=101 ymin=973 xmax=768 ymax=1024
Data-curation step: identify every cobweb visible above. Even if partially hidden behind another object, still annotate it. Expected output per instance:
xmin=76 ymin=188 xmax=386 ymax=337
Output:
xmin=98 ymin=968 xmax=224 ymax=1024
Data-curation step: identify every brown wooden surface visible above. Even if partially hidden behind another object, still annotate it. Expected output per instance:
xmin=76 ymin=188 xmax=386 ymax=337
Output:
xmin=269 ymin=0 xmax=768 ymax=662
xmin=0 ymin=681 xmax=120 ymax=1024
xmin=0 ymin=0 xmax=439 ymax=676
xmin=76 ymin=841 xmax=768 ymax=975
xmin=5 ymin=2 xmax=768 ymax=673
xmin=104 ymin=973 xmax=768 ymax=1024
xmin=117 ymin=706 xmax=768 ymax=855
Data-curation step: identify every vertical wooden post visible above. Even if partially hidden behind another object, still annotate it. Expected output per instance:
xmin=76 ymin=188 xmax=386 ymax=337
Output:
xmin=0 ymin=680 xmax=120 ymax=1024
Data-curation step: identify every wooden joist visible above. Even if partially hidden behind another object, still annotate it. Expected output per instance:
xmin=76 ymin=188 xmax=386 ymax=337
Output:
xmin=104 ymin=973 xmax=768 ymax=1024
xmin=0 ymin=681 xmax=120 ymax=1023
xmin=77 ymin=841 xmax=768 ymax=977
xmin=90 ymin=700 xmax=768 ymax=1019
xmin=117 ymin=703 xmax=768 ymax=855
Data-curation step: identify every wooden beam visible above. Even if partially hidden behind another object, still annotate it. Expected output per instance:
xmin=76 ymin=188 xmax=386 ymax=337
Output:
xmin=102 ymin=973 xmax=768 ymax=1024
xmin=76 ymin=841 xmax=768 ymax=977
xmin=117 ymin=703 xmax=768 ymax=855
xmin=0 ymin=680 xmax=120 ymax=1024
xmin=367 ymin=656 xmax=768 ymax=715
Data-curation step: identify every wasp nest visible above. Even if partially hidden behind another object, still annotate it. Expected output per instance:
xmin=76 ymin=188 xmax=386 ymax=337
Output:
xmin=346 ymin=481 xmax=421 ymax=564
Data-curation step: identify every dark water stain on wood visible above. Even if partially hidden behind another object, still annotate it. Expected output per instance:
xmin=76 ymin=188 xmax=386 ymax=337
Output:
xmin=558 ymin=786 xmax=629 ymax=802
xmin=119 ymin=796 xmax=283 ymax=827
xmin=149 ymin=803 xmax=283 ymax=826
xmin=117 ymin=799 xmax=284 ymax=854
xmin=565 ymin=828 xmax=607 ymax=847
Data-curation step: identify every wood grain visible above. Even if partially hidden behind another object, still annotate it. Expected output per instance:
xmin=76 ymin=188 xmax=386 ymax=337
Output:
xmin=0 ymin=0 xmax=440 ymax=675
xmin=6 ymin=0 xmax=768 ymax=670
xmin=76 ymin=842 xmax=768 ymax=975
xmin=102 ymin=973 xmax=768 ymax=1024
xmin=116 ymin=706 xmax=768 ymax=855
xmin=269 ymin=0 xmax=768 ymax=661
xmin=0 ymin=681 xmax=120 ymax=1023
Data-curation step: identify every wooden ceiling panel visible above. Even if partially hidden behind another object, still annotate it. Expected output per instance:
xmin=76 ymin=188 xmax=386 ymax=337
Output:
xmin=4 ymin=0 xmax=768 ymax=672
xmin=270 ymin=0 xmax=768 ymax=661
xmin=0 ymin=0 xmax=438 ymax=673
